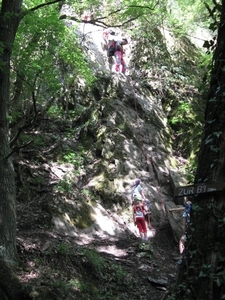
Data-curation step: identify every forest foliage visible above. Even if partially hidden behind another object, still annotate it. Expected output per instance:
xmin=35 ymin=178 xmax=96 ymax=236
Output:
xmin=9 ymin=0 xmax=218 ymax=147
xmin=0 ymin=0 xmax=224 ymax=299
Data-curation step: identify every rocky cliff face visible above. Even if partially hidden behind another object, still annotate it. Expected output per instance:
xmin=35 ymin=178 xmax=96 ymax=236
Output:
xmin=16 ymin=21 xmax=204 ymax=243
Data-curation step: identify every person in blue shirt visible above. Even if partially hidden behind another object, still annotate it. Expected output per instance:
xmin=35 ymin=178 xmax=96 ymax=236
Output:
xmin=169 ymin=197 xmax=192 ymax=254
xmin=131 ymin=179 xmax=145 ymax=204
xmin=169 ymin=196 xmax=192 ymax=232
xmin=182 ymin=197 xmax=192 ymax=227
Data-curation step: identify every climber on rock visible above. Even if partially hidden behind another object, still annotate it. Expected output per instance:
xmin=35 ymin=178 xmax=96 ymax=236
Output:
xmin=131 ymin=179 xmax=154 ymax=230
xmin=114 ymin=38 xmax=128 ymax=75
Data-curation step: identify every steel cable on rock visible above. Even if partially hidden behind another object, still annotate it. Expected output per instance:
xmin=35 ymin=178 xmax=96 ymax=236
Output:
xmin=128 ymin=75 xmax=166 ymax=226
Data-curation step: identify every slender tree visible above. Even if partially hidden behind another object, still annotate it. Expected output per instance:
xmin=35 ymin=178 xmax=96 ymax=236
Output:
xmin=0 ymin=0 xmax=23 ymax=260
xmin=0 ymin=0 xmax=63 ymax=260
xmin=173 ymin=1 xmax=225 ymax=299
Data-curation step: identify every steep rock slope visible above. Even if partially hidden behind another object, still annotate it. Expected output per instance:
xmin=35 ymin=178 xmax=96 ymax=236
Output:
xmin=14 ymin=18 xmax=207 ymax=300
xmin=16 ymin=21 xmax=204 ymax=241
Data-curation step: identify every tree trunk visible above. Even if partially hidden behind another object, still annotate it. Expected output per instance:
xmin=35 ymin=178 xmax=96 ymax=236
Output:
xmin=0 ymin=0 xmax=23 ymax=260
xmin=173 ymin=1 xmax=225 ymax=299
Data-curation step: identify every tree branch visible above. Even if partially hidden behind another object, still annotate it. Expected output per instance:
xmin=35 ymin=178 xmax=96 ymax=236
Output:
xmin=6 ymin=141 xmax=33 ymax=160
xmin=60 ymin=3 xmax=155 ymax=29
xmin=21 ymin=0 xmax=63 ymax=18
xmin=21 ymin=2 xmax=156 ymax=29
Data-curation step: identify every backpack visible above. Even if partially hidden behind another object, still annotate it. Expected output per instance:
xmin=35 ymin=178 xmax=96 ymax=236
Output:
xmin=133 ymin=204 xmax=145 ymax=218
xmin=107 ymin=41 xmax=117 ymax=57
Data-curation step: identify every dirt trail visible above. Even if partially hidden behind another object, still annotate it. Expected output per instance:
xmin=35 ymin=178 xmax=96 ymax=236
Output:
xmin=17 ymin=222 xmax=179 ymax=300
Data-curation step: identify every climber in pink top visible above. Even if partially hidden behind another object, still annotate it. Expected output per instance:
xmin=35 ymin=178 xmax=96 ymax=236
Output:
xmin=114 ymin=38 xmax=128 ymax=74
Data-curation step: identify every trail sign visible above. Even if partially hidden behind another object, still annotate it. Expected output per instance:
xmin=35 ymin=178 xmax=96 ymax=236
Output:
xmin=174 ymin=182 xmax=225 ymax=197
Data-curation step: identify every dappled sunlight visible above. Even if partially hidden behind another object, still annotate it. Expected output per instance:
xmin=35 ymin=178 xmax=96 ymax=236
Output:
xmin=19 ymin=267 xmax=39 ymax=283
xmin=91 ymin=204 xmax=117 ymax=235
xmin=96 ymin=244 xmax=128 ymax=257
xmin=0 ymin=0 xmax=211 ymax=298
xmin=154 ymin=202 xmax=162 ymax=211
